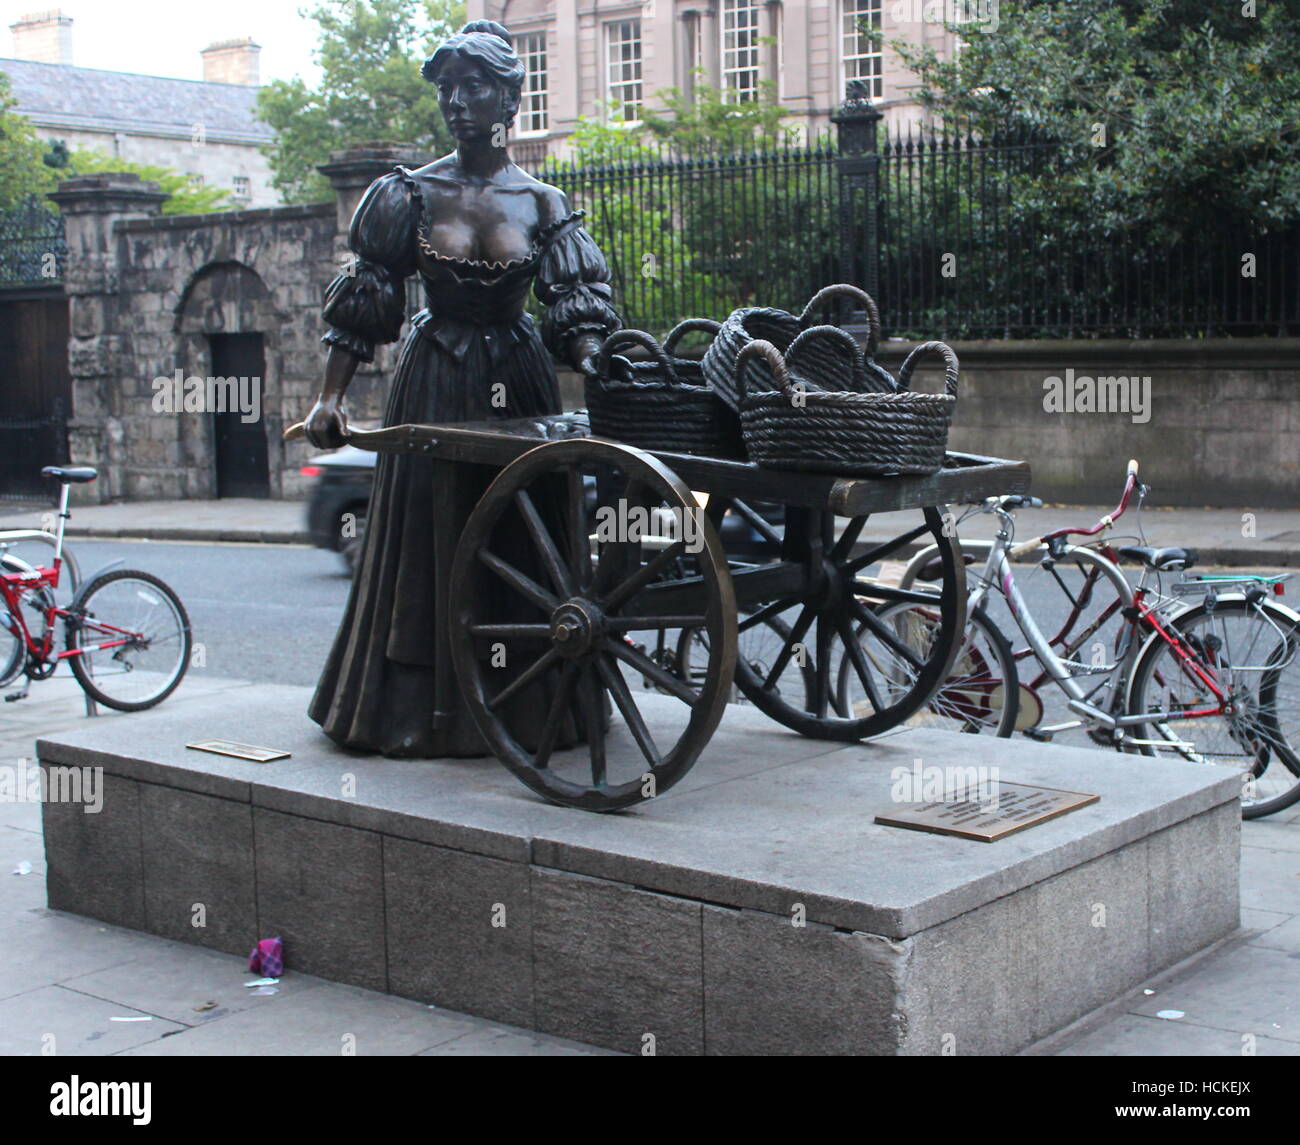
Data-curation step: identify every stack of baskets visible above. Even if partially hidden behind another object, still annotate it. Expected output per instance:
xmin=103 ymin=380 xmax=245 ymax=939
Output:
xmin=584 ymin=283 xmax=959 ymax=477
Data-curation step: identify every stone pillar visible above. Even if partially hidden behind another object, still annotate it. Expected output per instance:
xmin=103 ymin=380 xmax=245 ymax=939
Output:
xmin=763 ymin=1 xmax=782 ymax=97
xmin=318 ymin=144 xmax=427 ymax=240
xmin=47 ymin=174 xmax=169 ymax=503
xmin=701 ymin=4 xmax=721 ymax=88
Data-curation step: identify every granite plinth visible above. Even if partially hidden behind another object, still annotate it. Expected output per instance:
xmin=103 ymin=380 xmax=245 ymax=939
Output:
xmin=39 ymin=683 xmax=1240 ymax=1055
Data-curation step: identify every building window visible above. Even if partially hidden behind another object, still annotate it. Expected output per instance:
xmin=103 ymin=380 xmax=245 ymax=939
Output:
xmin=722 ymin=0 xmax=762 ymax=103
xmin=606 ymin=20 xmax=643 ymax=122
xmin=232 ymin=175 xmax=251 ymax=203
xmin=517 ymin=31 xmax=549 ymax=134
xmin=841 ymin=0 xmax=883 ymax=99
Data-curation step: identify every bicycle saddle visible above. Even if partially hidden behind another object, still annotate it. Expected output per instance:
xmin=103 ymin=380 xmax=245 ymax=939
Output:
xmin=1116 ymin=545 xmax=1197 ymax=571
xmin=41 ymin=466 xmax=97 ymax=483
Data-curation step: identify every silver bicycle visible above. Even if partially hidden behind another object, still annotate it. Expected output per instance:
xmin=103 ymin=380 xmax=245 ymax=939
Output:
xmin=844 ymin=461 xmax=1300 ymax=818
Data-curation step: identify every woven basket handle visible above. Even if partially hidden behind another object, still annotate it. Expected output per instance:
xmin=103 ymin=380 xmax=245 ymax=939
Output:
xmin=735 ymin=340 xmax=797 ymax=402
xmin=897 ymin=340 xmax=959 ymax=397
xmin=799 ymin=283 xmax=881 ymax=358
xmin=596 ymin=328 xmax=681 ymax=387
xmin=663 ymin=317 xmax=722 ymax=356
xmin=785 ymin=324 xmax=865 ymax=384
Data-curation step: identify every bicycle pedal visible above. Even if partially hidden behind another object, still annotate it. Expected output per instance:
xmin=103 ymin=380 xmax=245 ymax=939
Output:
xmin=1022 ymin=726 xmax=1054 ymax=742
xmin=4 ymin=689 xmax=29 ymax=703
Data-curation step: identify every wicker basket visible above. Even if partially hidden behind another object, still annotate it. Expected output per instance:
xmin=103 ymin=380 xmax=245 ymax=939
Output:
xmin=736 ymin=337 xmax=959 ymax=477
xmin=585 ymin=322 xmax=743 ymax=457
xmin=701 ymin=283 xmax=894 ymax=412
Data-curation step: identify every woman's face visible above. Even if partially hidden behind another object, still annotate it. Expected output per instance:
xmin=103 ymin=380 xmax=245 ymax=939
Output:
xmin=434 ymin=55 xmax=508 ymax=143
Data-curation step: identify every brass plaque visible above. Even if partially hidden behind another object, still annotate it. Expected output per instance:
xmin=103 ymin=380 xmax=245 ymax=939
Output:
xmin=874 ymin=782 xmax=1099 ymax=842
xmin=187 ymin=740 xmax=291 ymax=763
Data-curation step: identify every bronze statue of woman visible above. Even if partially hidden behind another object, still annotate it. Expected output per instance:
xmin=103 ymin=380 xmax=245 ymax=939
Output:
xmin=301 ymin=20 xmax=620 ymax=757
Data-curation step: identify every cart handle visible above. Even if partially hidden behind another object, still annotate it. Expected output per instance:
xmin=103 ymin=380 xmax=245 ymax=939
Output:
xmin=799 ymin=283 xmax=881 ymax=358
xmin=595 ymin=328 xmax=682 ymax=388
xmin=663 ymin=317 xmax=722 ymax=356
xmin=896 ymin=340 xmax=960 ymax=397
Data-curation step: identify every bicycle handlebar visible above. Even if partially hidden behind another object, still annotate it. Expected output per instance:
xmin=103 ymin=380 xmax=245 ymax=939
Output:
xmin=1040 ymin=461 xmax=1142 ymax=543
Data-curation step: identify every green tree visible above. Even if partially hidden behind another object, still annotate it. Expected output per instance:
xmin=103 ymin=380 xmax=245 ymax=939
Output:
xmin=549 ymin=90 xmax=836 ymax=332
xmin=0 ymin=73 xmax=58 ymax=213
xmin=892 ymin=0 xmax=1300 ymax=235
xmin=257 ymin=0 xmax=465 ymax=204
xmin=63 ymin=150 xmax=235 ymax=216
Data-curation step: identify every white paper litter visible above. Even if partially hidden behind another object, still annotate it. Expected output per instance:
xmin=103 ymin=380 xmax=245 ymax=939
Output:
xmin=110 ymin=1016 xmax=153 ymax=1022
xmin=244 ymin=977 xmax=280 ymax=987
xmin=12 ymin=861 xmax=32 ymax=875
xmin=1156 ymin=1009 xmax=1185 ymax=1020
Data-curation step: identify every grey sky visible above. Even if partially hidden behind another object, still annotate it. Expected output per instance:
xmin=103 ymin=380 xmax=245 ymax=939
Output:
xmin=1 ymin=1 xmax=323 ymax=85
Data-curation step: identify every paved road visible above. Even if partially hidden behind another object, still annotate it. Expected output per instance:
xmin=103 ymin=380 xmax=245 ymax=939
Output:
xmin=45 ymin=540 xmax=1292 ymax=739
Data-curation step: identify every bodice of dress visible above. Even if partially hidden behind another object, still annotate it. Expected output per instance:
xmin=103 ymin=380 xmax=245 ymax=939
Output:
xmin=321 ymin=166 xmax=620 ymax=366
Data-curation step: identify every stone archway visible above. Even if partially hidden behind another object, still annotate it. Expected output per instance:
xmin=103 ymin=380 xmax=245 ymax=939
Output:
xmin=174 ymin=261 xmax=284 ymax=498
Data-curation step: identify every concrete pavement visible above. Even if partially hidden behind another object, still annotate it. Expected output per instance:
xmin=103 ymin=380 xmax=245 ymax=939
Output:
xmin=2 ymin=671 xmax=1297 ymax=1056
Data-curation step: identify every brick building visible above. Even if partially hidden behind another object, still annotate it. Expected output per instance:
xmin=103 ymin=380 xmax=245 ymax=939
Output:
xmin=472 ymin=0 xmax=967 ymax=165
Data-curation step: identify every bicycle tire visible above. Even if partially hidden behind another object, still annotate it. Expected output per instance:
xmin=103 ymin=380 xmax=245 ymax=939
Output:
xmin=1126 ymin=596 xmax=1300 ymax=818
xmin=839 ymin=601 xmax=1021 ymax=736
xmin=66 ymin=568 xmax=192 ymax=711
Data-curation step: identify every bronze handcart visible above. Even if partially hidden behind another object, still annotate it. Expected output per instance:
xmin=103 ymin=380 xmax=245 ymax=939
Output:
xmin=316 ymin=412 xmax=1029 ymax=811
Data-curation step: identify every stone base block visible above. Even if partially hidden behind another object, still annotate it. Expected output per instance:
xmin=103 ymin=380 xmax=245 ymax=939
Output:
xmin=39 ymin=684 xmax=1240 ymax=1055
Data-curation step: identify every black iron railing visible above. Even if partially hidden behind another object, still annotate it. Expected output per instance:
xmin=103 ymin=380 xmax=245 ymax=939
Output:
xmin=0 ymin=197 xmax=65 ymax=288
xmin=533 ymin=126 xmax=1297 ymax=340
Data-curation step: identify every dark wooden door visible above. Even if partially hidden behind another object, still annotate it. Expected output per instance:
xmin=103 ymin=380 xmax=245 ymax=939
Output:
xmin=0 ymin=293 xmax=70 ymax=502
xmin=209 ymin=333 xmax=269 ymax=499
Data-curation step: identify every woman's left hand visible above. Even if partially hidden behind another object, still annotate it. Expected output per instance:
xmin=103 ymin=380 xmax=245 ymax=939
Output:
xmin=569 ymin=333 xmax=603 ymax=376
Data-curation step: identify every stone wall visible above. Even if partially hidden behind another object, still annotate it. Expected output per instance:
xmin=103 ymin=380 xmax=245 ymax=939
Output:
xmin=51 ymin=149 xmax=423 ymax=503
xmin=873 ymin=338 xmax=1300 ymax=509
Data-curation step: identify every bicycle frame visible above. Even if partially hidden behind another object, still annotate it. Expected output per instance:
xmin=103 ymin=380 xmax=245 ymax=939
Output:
xmin=0 ymin=482 xmax=138 ymax=673
xmin=965 ymin=515 xmax=1159 ymax=733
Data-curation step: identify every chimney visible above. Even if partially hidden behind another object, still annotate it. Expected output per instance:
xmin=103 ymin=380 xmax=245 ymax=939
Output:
xmin=9 ymin=9 xmax=74 ymax=65
xmin=200 ymin=37 xmax=261 ymax=86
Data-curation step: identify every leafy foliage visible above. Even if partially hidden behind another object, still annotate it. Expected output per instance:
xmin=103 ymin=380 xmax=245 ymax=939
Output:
xmin=62 ymin=150 xmax=235 ymax=216
xmin=257 ymin=0 xmax=465 ymax=204
xmin=0 ymin=73 xmax=58 ymax=214
xmin=892 ymin=0 xmax=1300 ymax=237
xmin=546 ymin=90 xmax=837 ymax=334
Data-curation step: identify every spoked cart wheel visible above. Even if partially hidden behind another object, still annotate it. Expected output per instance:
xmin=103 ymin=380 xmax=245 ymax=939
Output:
xmin=449 ymin=438 xmax=737 ymax=811
xmin=706 ymin=499 xmax=966 ymax=741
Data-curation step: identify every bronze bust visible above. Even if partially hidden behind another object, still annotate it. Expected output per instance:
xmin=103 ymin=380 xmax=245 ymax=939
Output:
xmin=302 ymin=21 xmax=620 ymax=757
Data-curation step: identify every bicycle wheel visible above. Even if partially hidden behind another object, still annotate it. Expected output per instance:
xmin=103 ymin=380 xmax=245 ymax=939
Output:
xmin=904 ymin=538 xmax=1134 ymax=740
xmin=1127 ymin=596 xmax=1300 ymax=818
xmin=837 ymin=601 xmax=1020 ymax=736
xmin=677 ymin=612 xmax=815 ymax=710
xmin=66 ymin=569 xmax=192 ymax=711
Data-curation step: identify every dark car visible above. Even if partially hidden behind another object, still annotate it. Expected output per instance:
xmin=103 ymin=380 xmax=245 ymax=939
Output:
xmin=303 ymin=446 xmax=376 ymax=572
xmin=302 ymin=444 xmax=784 ymax=573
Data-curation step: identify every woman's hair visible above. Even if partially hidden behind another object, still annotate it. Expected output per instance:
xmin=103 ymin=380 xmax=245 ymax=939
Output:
xmin=422 ymin=21 xmax=526 ymax=125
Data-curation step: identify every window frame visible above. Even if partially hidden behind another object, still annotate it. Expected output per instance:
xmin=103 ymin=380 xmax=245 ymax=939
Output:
xmin=605 ymin=18 xmax=644 ymax=125
xmin=840 ymin=0 xmax=884 ymax=101
xmin=515 ymin=29 xmax=550 ymax=136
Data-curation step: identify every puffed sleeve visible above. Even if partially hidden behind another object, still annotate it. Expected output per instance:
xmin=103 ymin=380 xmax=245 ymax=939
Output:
xmin=534 ymin=211 xmax=622 ymax=358
xmin=320 ymin=169 xmax=420 ymax=363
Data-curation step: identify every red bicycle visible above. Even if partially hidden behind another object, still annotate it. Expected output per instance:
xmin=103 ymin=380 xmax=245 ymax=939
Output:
xmin=2 ymin=466 xmax=191 ymax=710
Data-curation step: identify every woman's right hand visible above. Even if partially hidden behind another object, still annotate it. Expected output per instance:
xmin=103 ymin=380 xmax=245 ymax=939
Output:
xmin=304 ymin=396 xmax=349 ymax=450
